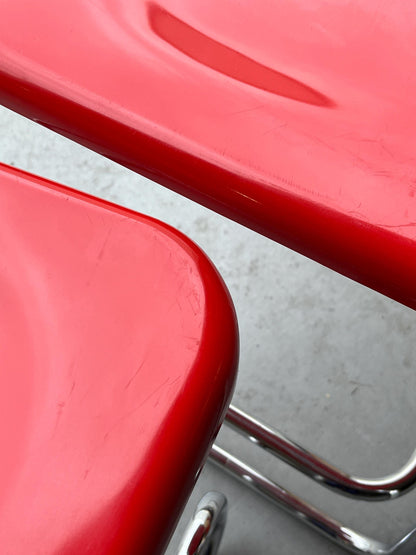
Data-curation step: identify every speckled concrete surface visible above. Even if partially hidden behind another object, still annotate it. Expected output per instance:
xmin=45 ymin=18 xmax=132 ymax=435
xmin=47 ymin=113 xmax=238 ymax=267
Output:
xmin=2 ymin=105 xmax=416 ymax=554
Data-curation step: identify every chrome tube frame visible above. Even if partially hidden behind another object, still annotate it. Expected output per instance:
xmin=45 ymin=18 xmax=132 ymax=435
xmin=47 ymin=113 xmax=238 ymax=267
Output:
xmin=225 ymin=405 xmax=416 ymax=500
xmin=178 ymin=492 xmax=227 ymax=555
xmin=209 ymin=405 xmax=416 ymax=554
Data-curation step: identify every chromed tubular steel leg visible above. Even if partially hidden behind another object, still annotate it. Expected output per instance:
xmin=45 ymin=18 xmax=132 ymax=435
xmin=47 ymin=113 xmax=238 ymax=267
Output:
xmin=225 ymin=405 xmax=416 ymax=500
xmin=177 ymin=492 xmax=227 ymax=555
xmin=210 ymin=445 xmax=416 ymax=554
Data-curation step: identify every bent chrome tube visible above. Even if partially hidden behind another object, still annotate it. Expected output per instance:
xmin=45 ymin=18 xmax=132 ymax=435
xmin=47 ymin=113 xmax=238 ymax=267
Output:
xmin=224 ymin=405 xmax=416 ymax=500
xmin=178 ymin=492 xmax=227 ymax=555
xmin=210 ymin=445 xmax=416 ymax=554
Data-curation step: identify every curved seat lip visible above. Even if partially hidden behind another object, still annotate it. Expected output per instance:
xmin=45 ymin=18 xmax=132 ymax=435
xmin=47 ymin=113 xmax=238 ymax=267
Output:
xmin=0 ymin=162 xmax=239 ymax=555
xmin=1 ymin=1 xmax=416 ymax=308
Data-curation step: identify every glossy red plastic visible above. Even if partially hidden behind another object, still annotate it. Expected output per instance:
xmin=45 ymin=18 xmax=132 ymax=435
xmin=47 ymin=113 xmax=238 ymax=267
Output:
xmin=1 ymin=1 xmax=416 ymax=308
xmin=0 ymin=162 xmax=238 ymax=555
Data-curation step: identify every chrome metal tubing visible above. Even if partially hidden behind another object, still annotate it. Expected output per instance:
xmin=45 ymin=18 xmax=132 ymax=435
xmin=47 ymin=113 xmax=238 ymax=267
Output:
xmin=177 ymin=492 xmax=227 ymax=555
xmin=210 ymin=445 xmax=416 ymax=554
xmin=225 ymin=405 xmax=416 ymax=500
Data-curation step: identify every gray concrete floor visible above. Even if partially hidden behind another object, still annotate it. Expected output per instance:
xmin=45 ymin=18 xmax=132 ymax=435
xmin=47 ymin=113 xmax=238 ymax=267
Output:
xmin=1 ymin=105 xmax=416 ymax=554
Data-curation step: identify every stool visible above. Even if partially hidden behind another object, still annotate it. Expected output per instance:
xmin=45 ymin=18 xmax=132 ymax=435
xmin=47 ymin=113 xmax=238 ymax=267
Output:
xmin=0 ymin=163 xmax=238 ymax=554
xmin=1 ymin=1 xmax=416 ymax=552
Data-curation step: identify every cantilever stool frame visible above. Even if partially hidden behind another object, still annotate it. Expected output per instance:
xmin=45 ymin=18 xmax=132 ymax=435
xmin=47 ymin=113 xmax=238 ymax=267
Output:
xmin=209 ymin=408 xmax=416 ymax=554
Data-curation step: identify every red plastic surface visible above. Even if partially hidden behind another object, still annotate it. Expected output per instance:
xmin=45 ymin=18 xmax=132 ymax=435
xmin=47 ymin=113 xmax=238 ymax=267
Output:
xmin=1 ymin=1 xmax=416 ymax=307
xmin=0 ymin=162 xmax=238 ymax=555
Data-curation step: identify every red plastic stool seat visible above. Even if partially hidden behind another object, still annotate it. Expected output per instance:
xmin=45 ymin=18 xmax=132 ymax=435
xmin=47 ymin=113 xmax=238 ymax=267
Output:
xmin=1 ymin=0 xmax=416 ymax=308
xmin=0 ymin=163 xmax=238 ymax=555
